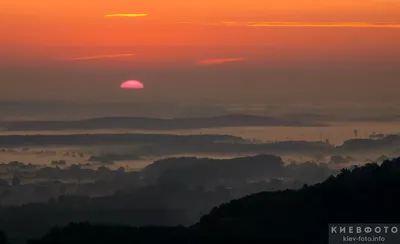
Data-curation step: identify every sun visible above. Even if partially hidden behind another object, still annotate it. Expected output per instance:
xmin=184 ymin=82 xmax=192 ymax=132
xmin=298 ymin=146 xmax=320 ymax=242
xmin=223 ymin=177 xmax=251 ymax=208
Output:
xmin=120 ymin=80 xmax=144 ymax=89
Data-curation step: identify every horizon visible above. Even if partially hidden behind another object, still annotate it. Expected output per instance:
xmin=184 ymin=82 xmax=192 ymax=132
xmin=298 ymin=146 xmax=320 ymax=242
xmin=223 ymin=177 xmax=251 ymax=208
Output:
xmin=1 ymin=1 xmax=400 ymax=243
xmin=1 ymin=0 xmax=400 ymax=104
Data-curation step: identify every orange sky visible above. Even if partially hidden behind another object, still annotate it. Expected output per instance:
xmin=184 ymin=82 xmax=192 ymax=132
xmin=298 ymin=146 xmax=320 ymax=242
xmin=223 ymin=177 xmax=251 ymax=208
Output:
xmin=1 ymin=0 xmax=400 ymax=103
xmin=2 ymin=0 xmax=400 ymax=62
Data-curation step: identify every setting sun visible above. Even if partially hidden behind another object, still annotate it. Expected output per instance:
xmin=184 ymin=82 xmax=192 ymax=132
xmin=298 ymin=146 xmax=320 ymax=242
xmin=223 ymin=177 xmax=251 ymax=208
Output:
xmin=120 ymin=80 xmax=144 ymax=89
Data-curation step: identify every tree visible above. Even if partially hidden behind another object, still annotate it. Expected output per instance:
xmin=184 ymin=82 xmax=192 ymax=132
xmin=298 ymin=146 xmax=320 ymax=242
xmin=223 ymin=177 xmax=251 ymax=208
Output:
xmin=0 ymin=231 xmax=7 ymax=244
xmin=12 ymin=176 xmax=20 ymax=187
xmin=0 ymin=179 xmax=8 ymax=187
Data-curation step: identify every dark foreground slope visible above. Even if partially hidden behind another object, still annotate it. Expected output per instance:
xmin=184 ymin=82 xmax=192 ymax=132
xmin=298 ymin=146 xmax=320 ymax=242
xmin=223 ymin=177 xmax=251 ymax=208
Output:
xmin=0 ymin=231 xmax=6 ymax=244
xmin=27 ymin=158 xmax=400 ymax=244
xmin=196 ymin=159 xmax=400 ymax=243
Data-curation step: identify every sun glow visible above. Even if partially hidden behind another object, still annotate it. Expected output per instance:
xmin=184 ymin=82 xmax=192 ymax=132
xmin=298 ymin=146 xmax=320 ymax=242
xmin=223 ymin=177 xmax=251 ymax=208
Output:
xmin=120 ymin=80 xmax=144 ymax=89
xmin=104 ymin=14 xmax=148 ymax=17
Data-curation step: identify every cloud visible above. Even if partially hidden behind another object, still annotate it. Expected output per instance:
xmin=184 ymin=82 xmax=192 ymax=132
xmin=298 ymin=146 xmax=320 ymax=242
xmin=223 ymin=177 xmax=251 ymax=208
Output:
xmin=104 ymin=14 xmax=148 ymax=17
xmin=180 ymin=21 xmax=400 ymax=28
xmin=196 ymin=58 xmax=245 ymax=66
xmin=244 ymin=22 xmax=400 ymax=28
xmin=64 ymin=54 xmax=134 ymax=61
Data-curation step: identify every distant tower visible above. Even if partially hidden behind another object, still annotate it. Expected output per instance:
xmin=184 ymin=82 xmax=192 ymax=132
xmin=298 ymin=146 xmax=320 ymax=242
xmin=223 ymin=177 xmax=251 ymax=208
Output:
xmin=354 ymin=129 xmax=358 ymax=139
xmin=320 ymin=132 xmax=323 ymax=142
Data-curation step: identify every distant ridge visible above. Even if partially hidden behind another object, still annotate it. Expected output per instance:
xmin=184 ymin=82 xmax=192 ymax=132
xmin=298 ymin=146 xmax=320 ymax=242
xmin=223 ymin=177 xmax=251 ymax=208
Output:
xmin=2 ymin=114 xmax=324 ymax=131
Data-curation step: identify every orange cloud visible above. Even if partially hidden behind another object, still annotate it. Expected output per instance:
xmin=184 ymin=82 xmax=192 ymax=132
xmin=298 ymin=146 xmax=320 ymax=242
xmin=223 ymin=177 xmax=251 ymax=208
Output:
xmin=180 ymin=22 xmax=400 ymax=28
xmin=64 ymin=54 xmax=134 ymax=61
xmin=104 ymin=14 xmax=148 ymax=17
xmin=197 ymin=58 xmax=245 ymax=65
xmin=244 ymin=22 xmax=400 ymax=28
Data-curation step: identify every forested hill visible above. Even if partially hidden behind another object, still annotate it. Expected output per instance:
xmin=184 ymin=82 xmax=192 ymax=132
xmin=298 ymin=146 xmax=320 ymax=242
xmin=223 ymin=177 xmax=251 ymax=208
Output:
xmin=25 ymin=158 xmax=400 ymax=244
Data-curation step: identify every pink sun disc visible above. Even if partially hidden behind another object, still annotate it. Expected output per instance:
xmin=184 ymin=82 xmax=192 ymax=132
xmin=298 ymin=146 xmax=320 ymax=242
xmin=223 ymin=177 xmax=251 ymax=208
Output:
xmin=120 ymin=80 xmax=144 ymax=89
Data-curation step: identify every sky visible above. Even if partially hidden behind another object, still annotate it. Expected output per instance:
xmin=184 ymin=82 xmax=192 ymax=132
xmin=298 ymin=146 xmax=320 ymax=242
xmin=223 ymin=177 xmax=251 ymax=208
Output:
xmin=1 ymin=0 xmax=400 ymax=107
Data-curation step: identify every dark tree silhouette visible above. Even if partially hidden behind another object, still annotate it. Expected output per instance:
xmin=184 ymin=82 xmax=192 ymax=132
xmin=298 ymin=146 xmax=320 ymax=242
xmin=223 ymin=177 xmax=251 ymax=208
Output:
xmin=0 ymin=231 xmax=7 ymax=244
xmin=27 ymin=158 xmax=400 ymax=244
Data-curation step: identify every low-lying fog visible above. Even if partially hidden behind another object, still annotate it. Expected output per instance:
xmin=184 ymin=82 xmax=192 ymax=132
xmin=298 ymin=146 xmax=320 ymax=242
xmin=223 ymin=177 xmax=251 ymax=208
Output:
xmin=1 ymin=121 xmax=398 ymax=145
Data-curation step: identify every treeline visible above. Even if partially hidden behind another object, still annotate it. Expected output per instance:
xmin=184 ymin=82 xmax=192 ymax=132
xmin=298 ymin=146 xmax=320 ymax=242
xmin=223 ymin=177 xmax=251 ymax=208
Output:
xmin=23 ymin=157 xmax=400 ymax=244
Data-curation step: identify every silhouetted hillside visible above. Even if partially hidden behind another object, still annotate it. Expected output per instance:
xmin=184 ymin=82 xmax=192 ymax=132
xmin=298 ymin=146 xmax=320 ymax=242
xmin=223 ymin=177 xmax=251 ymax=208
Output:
xmin=196 ymin=158 xmax=400 ymax=243
xmin=0 ymin=133 xmax=333 ymax=157
xmin=1 ymin=154 xmax=318 ymax=242
xmin=0 ymin=133 xmax=245 ymax=147
xmin=141 ymin=154 xmax=285 ymax=186
xmin=337 ymin=134 xmax=400 ymax=153
xmin=0 ymin=231 xmax=6 ymax=244
xmin=88 ymin=153 xmax=141 ymax=163
xmin=27 ymin=223 xmax=195 ymax=244
xmin=27 ymin=158 xmax=400 ymax=244
xmin=1 ymin=114 xmax=321 ymax=131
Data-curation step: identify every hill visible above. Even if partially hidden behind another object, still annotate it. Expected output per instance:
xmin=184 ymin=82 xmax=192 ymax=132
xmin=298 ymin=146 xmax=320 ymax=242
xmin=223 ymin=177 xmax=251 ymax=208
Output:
xmin=25 ymin=157 xmax=400 ymax=244
xmin=1 ymin=114 xmax=320 ymax=131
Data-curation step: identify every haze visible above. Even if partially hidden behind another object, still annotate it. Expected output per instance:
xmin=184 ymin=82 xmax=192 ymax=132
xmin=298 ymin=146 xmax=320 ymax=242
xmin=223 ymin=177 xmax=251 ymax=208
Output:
xmin=1 ymin=0 xmax=400 ymax=108
xmin=2 ymin=1 xmax=400 ymax=244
